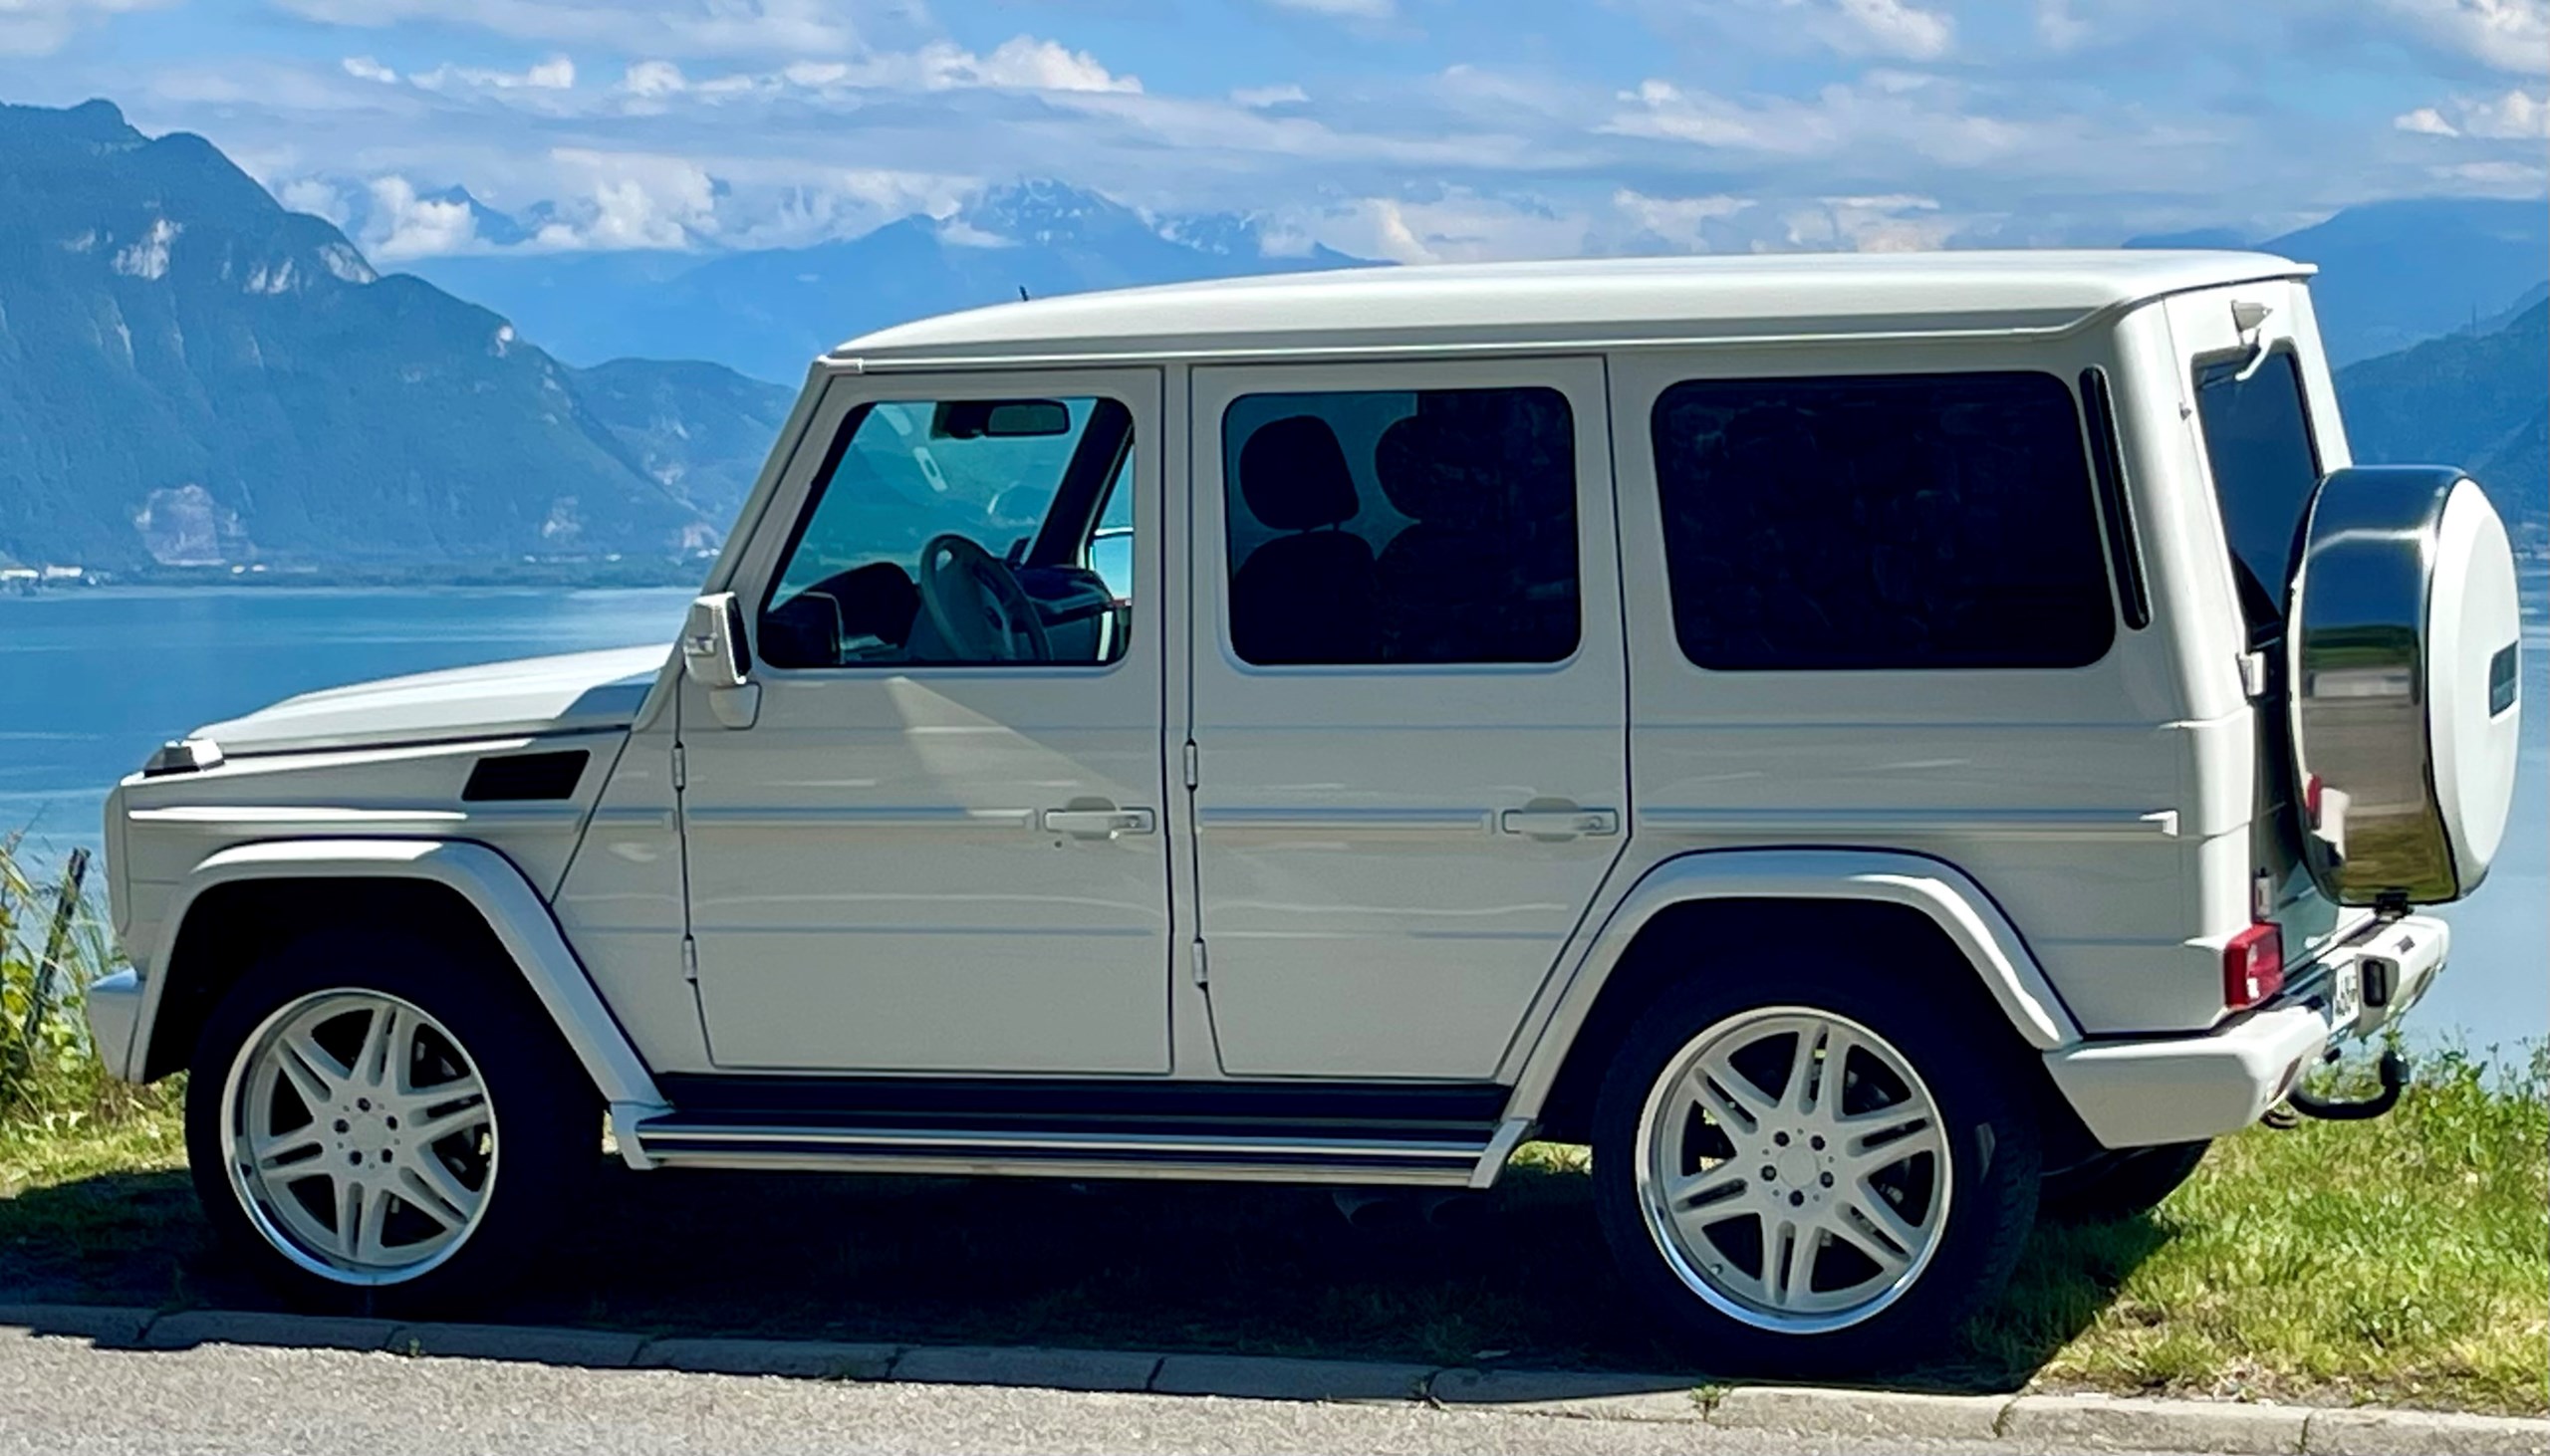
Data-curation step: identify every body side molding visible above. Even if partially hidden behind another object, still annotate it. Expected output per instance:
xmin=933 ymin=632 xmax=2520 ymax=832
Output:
xmin=128 ymin=839 xmax=670 ymax=1167
xmin=1499 ymin=848 xmax=2085 ymax=1122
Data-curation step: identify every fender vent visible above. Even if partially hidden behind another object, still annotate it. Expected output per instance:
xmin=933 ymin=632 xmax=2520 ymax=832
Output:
xmin=462 ymin=749 xmax=590 ymax=803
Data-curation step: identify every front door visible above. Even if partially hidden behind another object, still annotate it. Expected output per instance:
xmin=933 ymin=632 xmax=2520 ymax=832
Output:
xmin=679 ymin=367 xmax=1171 ymax=1074
xmin=1186 ymin=357 xmax=1630 ymax=1078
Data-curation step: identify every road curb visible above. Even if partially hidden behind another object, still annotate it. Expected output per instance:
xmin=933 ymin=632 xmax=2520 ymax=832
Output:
xmin=5 ymin=1304 xmax=2546 ymax=1454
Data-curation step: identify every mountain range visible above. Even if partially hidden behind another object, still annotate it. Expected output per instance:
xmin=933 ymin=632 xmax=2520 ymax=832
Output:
xmin=0 ymin=100 xmax=791 ymax=571
xmin=409 ymin=180 xmax=1368 ymax=385
xmin=2130 ymin=198 xmax=2549 ymax=366
xmin=0 ymin=97 xmax=2541 ymax=573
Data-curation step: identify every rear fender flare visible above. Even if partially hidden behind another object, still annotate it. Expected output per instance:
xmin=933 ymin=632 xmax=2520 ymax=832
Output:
xmin=1502 ymin=848 xmax=2084 ymax=1121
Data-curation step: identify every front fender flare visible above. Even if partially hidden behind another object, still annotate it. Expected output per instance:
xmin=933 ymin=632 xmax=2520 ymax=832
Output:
xmin=1502 ymin=849 xmax=2084 ymax=1120
xmin=128 ymin=839 xmax=669 ymax=1164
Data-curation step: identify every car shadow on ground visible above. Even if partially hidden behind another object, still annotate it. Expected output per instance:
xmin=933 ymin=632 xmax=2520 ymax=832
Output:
xmin=0 ymin=1155 xmax=2172 ymax=1393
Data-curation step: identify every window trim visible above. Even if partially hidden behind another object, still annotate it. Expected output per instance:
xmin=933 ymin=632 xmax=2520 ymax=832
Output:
xmin=2189 ymin=345 xmax=2324 ymax=647
xmin=1215 ymin=383 xmax=1588 ymax=672
xmin=1648 ymin=366 xmax=2121 ymax=674
xmin=2081 ymin=366 xmax=2151 ymax=631
xmin=752 ymin=391 xmax=1142 ymax=677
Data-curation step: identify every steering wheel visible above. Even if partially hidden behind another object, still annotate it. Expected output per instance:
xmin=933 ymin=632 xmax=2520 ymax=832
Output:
xmin=915 ymin=533 xmax=1053 ymax=663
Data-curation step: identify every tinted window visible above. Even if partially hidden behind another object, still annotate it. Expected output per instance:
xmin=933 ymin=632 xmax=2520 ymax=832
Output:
xmin=761 ymin=395 xmax=1134 ymax=668
xmin=2193 ymin=351 xmax=2320 ymax=642
xmin=1222 ymin=386 xmax=1578 ymax=666
xmin=1651 ymin=371 xmax=2115 ymax=670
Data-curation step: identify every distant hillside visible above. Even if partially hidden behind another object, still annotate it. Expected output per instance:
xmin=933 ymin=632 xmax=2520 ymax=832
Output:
xmin=410 ymin=180 xmax=1373 ymax=382
xmin=2136 ymin=199 xmax=2549 ymax=365
xmin=2338 ymin=300 xmax=2550 ymax=533
xmin=0 ymin=100 xmax=783 ymax=570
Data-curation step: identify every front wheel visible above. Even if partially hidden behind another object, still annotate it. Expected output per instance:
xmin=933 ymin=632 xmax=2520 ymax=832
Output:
xmin=1590 ymin=970 xmax=2040 ymax=1373
xmin=185 ymin=929 xmax=597 ymax=1313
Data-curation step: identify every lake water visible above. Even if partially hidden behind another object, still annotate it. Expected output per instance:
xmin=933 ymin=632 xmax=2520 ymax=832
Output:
xmin=1 ymin=587 xmax=2541 ymax=1048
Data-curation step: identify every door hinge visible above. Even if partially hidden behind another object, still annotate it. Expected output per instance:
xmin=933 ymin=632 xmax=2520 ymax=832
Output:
xmin=1190 ymin=937 xmax=1208 ymax=988
xmin=680 ymin=935 xmax=698 ymax=984
xmin=1181 ymin=740 xmax=1199 ymax=790
xmin=671 ymin=743 xmax=686 ymax=791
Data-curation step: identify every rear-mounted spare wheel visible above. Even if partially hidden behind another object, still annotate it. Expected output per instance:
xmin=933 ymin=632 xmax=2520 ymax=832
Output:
xmin=2289 ymin=466 xmax=2522 ymax=905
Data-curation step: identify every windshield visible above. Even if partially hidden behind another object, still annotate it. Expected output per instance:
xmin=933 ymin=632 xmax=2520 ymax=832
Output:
xmin=2193 ymin=351 xmax=2322 ymax=644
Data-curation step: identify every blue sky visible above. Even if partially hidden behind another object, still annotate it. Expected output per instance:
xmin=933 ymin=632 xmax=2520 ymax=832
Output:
xmin=2 ymin=0 xmax=2543 ymax=263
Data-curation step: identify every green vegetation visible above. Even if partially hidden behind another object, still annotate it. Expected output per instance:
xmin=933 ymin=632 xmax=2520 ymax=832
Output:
xmin=3 ymin=839 xmax=2541 ymax=1414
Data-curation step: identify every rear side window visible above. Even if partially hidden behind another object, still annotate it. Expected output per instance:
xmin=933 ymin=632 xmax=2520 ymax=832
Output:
xmin=1651 ymin=371 xmax=2116 ymax=670
xmin=2193 ymin=351 xmax=2321 ymax=643
xmin=1222 ymin=386 xmax=1579 ymax=666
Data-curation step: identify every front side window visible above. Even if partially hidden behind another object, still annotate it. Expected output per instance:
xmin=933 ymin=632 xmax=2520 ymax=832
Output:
xmin=2193 ymin=351 xmax=2321 ymax=643
xmin=761 ymin=395 xmax=1134 ymax=668
xmin=1651 ymin=370 xmax=2116 ymax=670
xmin=1222 ymin=386 xmax=1580 ymax=666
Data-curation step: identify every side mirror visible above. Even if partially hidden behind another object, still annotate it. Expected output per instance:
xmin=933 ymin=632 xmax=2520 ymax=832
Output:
xmin=680 ymin=593 xmax=761 ymax=729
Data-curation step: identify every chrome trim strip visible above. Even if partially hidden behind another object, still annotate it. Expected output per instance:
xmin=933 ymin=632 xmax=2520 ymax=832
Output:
xmin=1196 ymin=809 xmax=1494 ymax=836
xmin=681 ymin=807 xmax=1039 ymax=832
xmin=127 ymin=805 xmax=587 ymax=834
xmin=1467 ymin=1115 xmax=1534 ymax=1190
xmin=1638 ymin=807 xmax=2181 ymax=841
xmin=633 ymin=1122 xmax=1488 ymax=1160
xmin=638 ymin=1149 xmax=1480 ymax=1185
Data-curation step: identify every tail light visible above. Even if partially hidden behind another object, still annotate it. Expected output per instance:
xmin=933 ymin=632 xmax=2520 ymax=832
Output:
xmin=2223 ymin=922 xmax=2285 ymax=1011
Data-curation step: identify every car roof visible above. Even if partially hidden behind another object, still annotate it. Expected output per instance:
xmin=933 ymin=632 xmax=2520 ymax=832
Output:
xmin=830 ymin=250 xmax=2313 ymax=368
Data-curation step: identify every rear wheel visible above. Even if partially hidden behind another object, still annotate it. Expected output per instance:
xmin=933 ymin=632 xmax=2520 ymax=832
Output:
xmin=185 ymin=927 xmax=597 ymax=1313
xmin=1591 ymin=967 xmax=2040 ymax=1373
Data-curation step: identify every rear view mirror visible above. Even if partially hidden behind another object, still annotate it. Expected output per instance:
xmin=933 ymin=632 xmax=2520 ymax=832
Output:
xmin=932 ymin=399 xmax=1072 ymax=439
xmin=680 ymin=593 xmax=761 ymax=729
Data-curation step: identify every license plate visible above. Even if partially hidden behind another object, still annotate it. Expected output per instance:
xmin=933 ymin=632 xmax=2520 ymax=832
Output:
xmin=2329 ymin=958 xmax=2364 ymax=1037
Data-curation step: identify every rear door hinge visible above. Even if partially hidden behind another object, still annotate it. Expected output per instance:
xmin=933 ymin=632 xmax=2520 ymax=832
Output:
xmin=1190 ymin=937 xmax=1208 ymax=988
xmin=1181 ymin=740 xmax=1199 ymax=790
xmin=680 ymin=935 xmax=698 ymax=984
xmin=671 ymin=742 xmax=687 ymax=791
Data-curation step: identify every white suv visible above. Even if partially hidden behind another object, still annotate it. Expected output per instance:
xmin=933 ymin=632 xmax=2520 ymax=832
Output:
xmin=85 ymin=253 xmax=2521 ymax=1371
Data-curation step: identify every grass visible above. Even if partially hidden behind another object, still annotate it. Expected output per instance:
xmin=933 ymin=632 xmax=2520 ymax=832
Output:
xmin=3 ymin=840 xmax=2543 ymax=1414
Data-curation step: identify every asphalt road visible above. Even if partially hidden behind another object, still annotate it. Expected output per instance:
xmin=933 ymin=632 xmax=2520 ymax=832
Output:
xmin=0 ymin=1330 xmax=2207 ymax=1456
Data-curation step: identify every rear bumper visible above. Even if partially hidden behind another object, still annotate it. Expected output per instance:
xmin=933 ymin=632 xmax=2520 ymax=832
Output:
xmin=2043 ymin=914 xmax=2447 ymax=1149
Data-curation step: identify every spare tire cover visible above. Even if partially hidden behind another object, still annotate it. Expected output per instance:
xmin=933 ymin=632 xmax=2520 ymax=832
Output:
xmin=2288 ymin=466 xmax=2522 ymax=905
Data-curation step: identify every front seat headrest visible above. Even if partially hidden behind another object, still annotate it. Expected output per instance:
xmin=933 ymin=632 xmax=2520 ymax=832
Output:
xmin=1238 ymin=415 xmax=1361 ymax=532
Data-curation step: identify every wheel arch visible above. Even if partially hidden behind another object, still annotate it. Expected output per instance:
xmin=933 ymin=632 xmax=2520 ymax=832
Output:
xmin=1505 ymin=849 xmax=2085 ymax=1143
xmin=131 ymin=840 xmax=668 ymax=1159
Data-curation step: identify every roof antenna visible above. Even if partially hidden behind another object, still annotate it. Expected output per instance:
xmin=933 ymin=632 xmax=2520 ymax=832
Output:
xmin=1018 ymin=285 xmax=1031 ymax=302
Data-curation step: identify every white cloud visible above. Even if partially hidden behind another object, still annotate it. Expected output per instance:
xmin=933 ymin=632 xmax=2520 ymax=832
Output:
xmin=1612 ymin=188 xmax=1755 ymax=249
xmin=2396 ymin=88 xmax=2550 ymax=136
xmin=943 ymin=36 xmax=1139 ymax=94
xmin=530 ymin=148 xmax=718 ymax=249
xmin=2374 ymin=0 xmax=2550 ymax=73
xmin=0 ymin=0 xmax=173 ymax=56
xmin=1232 ymin=83 xmax=1309 ymax=109
xmin=1824 ymin=0 xmax=1955 ymax=58
xmin=269 ymin=0 xmax=881 ymax=59
xmin=340 ymin=54 xmax=396 ymax=83
xmin=274 ymin=175 xmax=353 ymax=225
xmin=412 ymin=53 xmax=576 ymax=92
xmin=2034 ymin=0 xmax=2092 ymax=49
xmin=364 ymin=174 xmax=480 ymax=259
xmin=622 ymin=59 xmax=685 ymax=97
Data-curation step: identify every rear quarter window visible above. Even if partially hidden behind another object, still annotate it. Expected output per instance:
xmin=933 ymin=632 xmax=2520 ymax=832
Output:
xmin=1650 ymin=370 xmax=2117 ymax=670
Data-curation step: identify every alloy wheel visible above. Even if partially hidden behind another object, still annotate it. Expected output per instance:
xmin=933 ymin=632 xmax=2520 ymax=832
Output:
xmin=1633 ymin=1006 xmax=1950 ymax=1334
xmin=218 ymin=989 xmax=497 ymax=1285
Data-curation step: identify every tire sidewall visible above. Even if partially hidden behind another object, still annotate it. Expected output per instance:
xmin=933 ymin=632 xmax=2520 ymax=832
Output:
xmin=1590 ymin=965 xmax=2041 ymax=1373
xmin=184 ymin=927 xmax=595 ymax=1315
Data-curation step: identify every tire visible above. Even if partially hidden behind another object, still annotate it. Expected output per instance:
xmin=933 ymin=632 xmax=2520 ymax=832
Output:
xmin=1590 ymin=965 xmax=2041 ymax=1374
xmin=2040 ymin=1140 xmax=2208 ymax=1225
xmin=184 ymin=924 xmax=599 ymax=1314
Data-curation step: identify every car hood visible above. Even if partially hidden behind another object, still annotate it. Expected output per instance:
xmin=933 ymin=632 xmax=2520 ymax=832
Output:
xmin=193 ymin=644 xmax=672 ymax=757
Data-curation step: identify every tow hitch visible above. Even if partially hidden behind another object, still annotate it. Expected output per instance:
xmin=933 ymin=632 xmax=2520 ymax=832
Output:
xmin=2268 ymin=1048 xmax=2409 ymax=1126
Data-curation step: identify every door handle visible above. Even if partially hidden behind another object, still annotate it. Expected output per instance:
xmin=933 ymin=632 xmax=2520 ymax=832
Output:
xmin=1040 ymin=806 xmax=1157 ymax=840
xmin=1498 ymin=807 xmax=1620 ymax=841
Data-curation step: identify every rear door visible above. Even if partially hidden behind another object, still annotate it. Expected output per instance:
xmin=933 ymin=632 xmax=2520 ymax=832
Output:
xmin=1185 ymin=357 xmax=1628 ymax=1079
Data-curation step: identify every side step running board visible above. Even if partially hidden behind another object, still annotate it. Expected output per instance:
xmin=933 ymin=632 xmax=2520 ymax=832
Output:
xmin=633 ymin=1115 xmax=1531 ymax=1188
